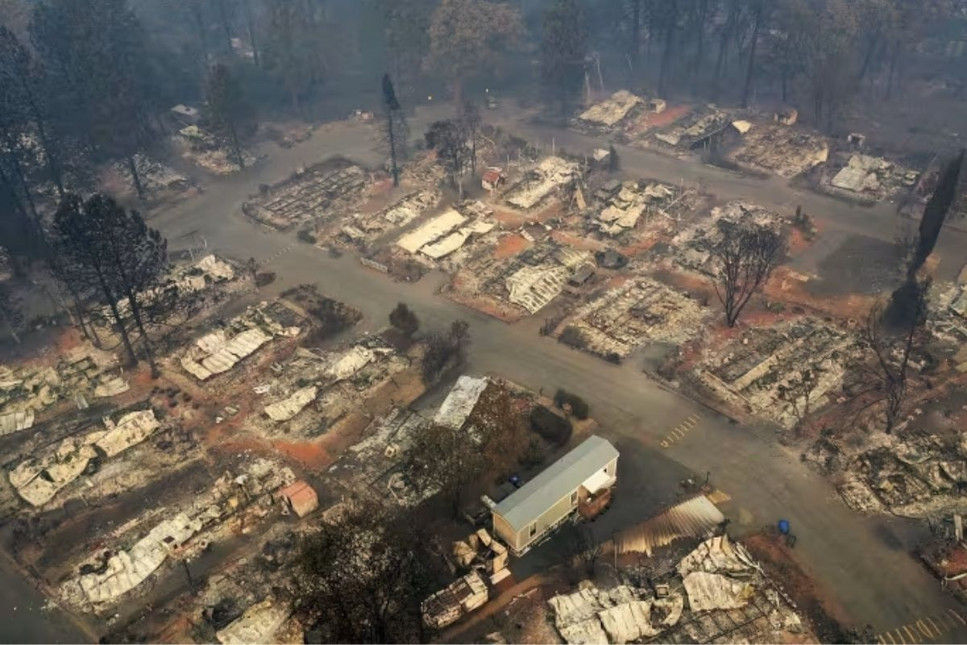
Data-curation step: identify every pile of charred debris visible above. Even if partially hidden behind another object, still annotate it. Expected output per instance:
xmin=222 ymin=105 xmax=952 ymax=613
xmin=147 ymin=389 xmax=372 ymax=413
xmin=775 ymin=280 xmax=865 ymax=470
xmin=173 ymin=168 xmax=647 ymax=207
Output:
xmin=242 ymin=158 xmax=369 ymax=231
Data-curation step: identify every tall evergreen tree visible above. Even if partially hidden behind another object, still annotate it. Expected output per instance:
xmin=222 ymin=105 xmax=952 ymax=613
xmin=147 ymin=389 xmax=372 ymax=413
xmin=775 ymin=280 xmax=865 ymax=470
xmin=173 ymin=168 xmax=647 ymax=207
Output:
xmin=51 ymin=193 xmax=168 ymax=374
xmin=541 ymin=0 xmax=588 ymax=116
xmin=30 ymin=0 xmax=156 ymax=198
xmin=381 ymin=73 xmax=408 ymax=187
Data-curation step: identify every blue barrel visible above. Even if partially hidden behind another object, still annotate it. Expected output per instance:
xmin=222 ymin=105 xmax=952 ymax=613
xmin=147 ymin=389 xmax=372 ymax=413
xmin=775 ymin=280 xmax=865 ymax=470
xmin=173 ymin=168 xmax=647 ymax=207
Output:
xmin=778 ymin=519 xmax=791 ymax=535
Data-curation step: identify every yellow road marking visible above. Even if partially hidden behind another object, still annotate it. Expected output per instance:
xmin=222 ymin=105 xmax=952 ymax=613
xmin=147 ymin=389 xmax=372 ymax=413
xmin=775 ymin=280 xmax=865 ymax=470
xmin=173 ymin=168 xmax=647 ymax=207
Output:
xmin=902 ymin=625 xmax=919 ymax=643
xmin=925 ymin=616 xmax=942 ymax=638
xmin=915 ymin=619 xmax=935 ymax=639
xmin=948 ymin=608 xmax=967 ymax=626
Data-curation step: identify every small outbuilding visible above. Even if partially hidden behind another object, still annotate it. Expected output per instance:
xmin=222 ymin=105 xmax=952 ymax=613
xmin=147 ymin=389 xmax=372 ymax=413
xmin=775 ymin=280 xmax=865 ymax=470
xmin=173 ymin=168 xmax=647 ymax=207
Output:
xmin=482 ymin=168 xmax=505 ymax=192
xmin=492 ymin=435 xmax=618 ymax=555
xmin=278 ymin=480 xmax=318 ymax=518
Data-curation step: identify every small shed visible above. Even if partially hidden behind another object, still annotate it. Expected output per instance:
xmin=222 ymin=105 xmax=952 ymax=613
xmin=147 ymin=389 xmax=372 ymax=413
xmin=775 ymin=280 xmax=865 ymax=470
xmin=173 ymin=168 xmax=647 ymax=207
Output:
xmin=648 ymin=98 xmax=667 ymax=114
xmin=492 ymin=435 xmax=618 ymax=555
xmin=482 ymin=168 xmax=505 ymax=192
xmin=278 ymin=480 xmax=318 ymax=518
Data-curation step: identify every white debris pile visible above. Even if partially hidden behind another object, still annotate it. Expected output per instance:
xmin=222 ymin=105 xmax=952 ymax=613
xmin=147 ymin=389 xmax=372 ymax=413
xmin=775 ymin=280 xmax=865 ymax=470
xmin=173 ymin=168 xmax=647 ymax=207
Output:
xmin=830 ymin=154 xmax=919 ymax=198
xmin=216 ymin=598 xmax=292 ymax=645
xmin=353 ymin=189 xmax=442 ymax=237
xmin=62 ymin=458 xmax=294 ymax=609
xmin=597 ymin=182 xmax=675 ymax=236
xmin=506 ymin=247 xmax=589 ymax=314
xmin=397 ymin=209 xmax=466 ymax=253
xmin=9 ymin=409 xmax=161 ymax=507
xmin=434 ymin=376 xmax=488 ymax=429
xmin=0 ymin=346 xmax=126 ymax=435
xmin=549 ymin=583 xmax=684 ymax=644
xmin=181 ymin=302 xmax=301 ymax=381
xmin=550 ymin=535 xmax=807 ymax=644
xmin=421 ymin=219 xmax=495 ymax=260
xmin=264 ymin=386 xmax=317 ymax=422
xmin=677 ymin=535 xmax=759 ymax=612
xmin=563 ymin=278 xmax=709 ymax=357
xmin=579 ymin=90 xmax=643 ymax=128
xmin=505 ymin=157 xmax=580 ymax=210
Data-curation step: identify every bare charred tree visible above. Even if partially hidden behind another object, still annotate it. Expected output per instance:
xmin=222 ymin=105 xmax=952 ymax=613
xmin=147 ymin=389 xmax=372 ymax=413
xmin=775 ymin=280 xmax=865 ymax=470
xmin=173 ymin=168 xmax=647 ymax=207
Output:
xmin=860 ymin=280 xmax=929 ymax=434
xmin=707 ymin=220 xmax=786 ymax=327
xmin=425 ymin=119 xmax=471 ymax=197
xmin=458 ymin=99 xmax=481 ymax=176
xmin=204 ymin=62 xmax=252 ymax=170
xmin=297 ymin=500 xmax=437 ymax=643
xmin=776 ymin=367 xmax=819 ymax=434
xmin=381 ymin=73 xmax=408 ymax=187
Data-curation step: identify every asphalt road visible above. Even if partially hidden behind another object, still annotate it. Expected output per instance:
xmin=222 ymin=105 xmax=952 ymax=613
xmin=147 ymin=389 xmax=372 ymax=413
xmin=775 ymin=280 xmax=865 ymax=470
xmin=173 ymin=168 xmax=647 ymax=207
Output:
xmin=138 ymin=104 xmax=967 ymax=641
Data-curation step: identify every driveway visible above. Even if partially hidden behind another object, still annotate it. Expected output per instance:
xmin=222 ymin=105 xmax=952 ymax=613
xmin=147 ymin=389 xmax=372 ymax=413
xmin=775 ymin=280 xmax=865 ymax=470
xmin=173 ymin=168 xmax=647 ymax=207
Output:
xmin=141 ymin=105 xmax=967 ymax=641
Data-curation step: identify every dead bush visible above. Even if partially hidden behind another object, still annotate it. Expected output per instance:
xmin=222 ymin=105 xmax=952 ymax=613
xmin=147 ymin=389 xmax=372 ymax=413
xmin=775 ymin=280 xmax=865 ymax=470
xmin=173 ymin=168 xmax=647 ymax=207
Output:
xmin=559 ymin=325 xmax=588 ymax=349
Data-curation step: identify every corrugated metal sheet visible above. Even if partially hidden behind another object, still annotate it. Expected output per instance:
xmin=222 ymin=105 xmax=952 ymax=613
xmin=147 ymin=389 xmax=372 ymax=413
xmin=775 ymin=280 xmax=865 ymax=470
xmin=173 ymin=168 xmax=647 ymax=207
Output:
xmin=615 ymin=495 xmax=724 ymax=556
xmin=397 ymin=209 xmax=466 ymax=253
xmin=494 ymin=435 xmax=618 ymax=532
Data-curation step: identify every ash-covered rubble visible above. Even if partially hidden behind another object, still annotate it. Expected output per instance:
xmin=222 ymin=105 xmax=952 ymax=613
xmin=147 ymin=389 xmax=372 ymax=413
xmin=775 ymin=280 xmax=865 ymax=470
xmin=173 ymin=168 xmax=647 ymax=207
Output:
xmin=559 ymin=277 xmax=709 ymax=359
xmin=694 ymin=318 xmax=862 ymax=429
xmin=342 ymin=189 xmax=442 ymax=242
xmin=252 ymin=336 xmax=410 ymax=437
xmin=504 ymin=156 xmax=581 ymax=211
xmin=577 ymin=91 xmax=645 ymax=130
xmin=727 ymin=124 xmax=830 ymax=178
xmin=806 ymin=429 xmax=967 ymax=518
xmin=60 ymin=458 xmax=294 ymax=612
xmin=548 ymin=535 xmax=807 ymax=644
xmin=652 ymin=105 xmax=731 ymax=149
xmin=594 ymin=181 xmax=682 ymax=237
xmin=825 ymin=153 xmax=919 ymax=201
xmin=503 ymin=243 xmax=590 ymax=314
xmin=179 ymin=301 xmax=303 ymax=381
xmin=669 ymin=200 xmax=786 ymax=274
xmin=111 ymin=153 xmax=189 ymax=195
xmin=0 ymin=345 xmax=129 ymax=435
xmin=8 ymin=409 xmax=161 ymax=507
xmin=243 ymin=159 xmax=368 ymax=230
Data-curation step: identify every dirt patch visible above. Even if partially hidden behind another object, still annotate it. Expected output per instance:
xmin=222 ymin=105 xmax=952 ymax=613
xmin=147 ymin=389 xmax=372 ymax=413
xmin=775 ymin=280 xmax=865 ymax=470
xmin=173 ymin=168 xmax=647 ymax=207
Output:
xmin=272 ymin=439 xmax=330 ymax=469
xmin=495 ymin=234 xmax=532 ymax=259
xmin=810 ymin=234 xmax=904 ymax=296
xmin=550 ymin=230 xmax=607 ymax=253
xmin=766 ymin=267 xmax=877 ymax=319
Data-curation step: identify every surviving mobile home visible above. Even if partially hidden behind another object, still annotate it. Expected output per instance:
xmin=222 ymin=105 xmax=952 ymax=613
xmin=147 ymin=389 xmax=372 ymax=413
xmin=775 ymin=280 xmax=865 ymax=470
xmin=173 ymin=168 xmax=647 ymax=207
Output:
xmin=492 ymin=435 xmax=618 ymax=555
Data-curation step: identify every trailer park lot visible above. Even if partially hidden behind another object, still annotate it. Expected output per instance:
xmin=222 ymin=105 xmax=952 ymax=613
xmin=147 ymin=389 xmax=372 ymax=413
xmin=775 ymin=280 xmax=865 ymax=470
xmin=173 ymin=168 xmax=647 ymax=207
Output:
xmin=3 ymin=95 xmax=967 ymax=642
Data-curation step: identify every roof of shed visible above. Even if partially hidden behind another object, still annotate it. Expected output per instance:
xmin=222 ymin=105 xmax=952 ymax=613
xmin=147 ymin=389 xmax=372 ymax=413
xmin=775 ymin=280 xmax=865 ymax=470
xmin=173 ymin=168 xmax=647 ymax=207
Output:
xmin=494 ymin=435 xmax=618 ymax=531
